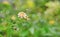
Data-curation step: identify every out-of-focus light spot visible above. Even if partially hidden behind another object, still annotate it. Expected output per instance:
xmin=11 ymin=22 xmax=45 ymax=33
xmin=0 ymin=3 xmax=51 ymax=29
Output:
xmin=49 ymin=20 xmax=55 ymax=25
xmin=2 ymin=1 xmax=10 ymax=5
xmin=11 ymin=15 xmax=16 ymax=21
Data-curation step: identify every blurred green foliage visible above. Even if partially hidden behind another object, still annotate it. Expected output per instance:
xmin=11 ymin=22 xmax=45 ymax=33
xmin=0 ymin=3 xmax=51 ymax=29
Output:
xmin=0 ymin=0 xmax=60 ymax=37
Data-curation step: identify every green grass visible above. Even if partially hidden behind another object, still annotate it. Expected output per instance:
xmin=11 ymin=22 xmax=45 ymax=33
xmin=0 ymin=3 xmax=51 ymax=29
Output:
xmin=0 ymin=0 xmax=60 ymax=37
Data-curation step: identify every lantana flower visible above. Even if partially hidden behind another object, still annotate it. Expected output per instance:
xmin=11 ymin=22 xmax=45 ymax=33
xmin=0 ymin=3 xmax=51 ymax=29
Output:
xmin=18 ymin=12 xmax=30 ymax=20
xmin=18 ymin=12 xmax=27 ymax=18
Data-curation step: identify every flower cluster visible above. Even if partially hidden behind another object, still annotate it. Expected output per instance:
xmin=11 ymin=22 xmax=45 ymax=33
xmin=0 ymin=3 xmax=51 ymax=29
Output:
xmin=18 ymin=12 xmax=30 ymax=20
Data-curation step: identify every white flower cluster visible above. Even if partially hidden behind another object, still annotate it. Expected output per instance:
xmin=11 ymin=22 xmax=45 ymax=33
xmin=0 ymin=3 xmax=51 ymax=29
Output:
xmin=18 ymin=12 xmax=30 ymax=20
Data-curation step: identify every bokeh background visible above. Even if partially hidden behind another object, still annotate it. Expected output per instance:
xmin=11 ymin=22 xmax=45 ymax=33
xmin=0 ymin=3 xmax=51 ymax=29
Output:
xmin=0 ymin=0 xmax=60 ymax=37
